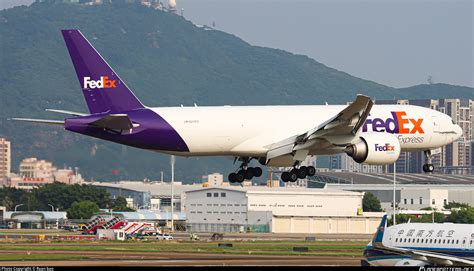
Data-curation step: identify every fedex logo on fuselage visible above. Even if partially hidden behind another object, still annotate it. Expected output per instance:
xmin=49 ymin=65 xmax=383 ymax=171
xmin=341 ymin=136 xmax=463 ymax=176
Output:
xmin=83 ymin=76 xmax=117 ymax=89
xmin=363 ymin=111 xmax=424 ymax=134
xmin=375 ymin=143 xmax=395 ymax=152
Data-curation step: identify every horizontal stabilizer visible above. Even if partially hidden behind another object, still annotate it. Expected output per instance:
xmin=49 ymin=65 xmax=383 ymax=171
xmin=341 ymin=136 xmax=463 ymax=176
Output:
xmin=46 ymin=109 xmax=87 ymax=116
xmin=90 ymin=114 xmax=135 ymax=130
xmin=9 ymin=118 xmax=65 ymax=125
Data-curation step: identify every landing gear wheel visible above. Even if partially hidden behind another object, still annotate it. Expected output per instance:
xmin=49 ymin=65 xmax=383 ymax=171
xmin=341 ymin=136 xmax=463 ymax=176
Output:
xmin=228 ymin=172 xmax=244 ymax=183
xmin=228 ymin=173 xmax=237 ymax=183
xmin=251 ymin=167 xmax=263 ymax=177
xmin=281 ymin=172 xmax=291 ymax=182
xmin=289 ymin=169 xmax=298 ymax=182
xmin=423 ymin=164 xmax=434 ymax=173
xmin=297 ymin=167 xmax=308 ymax=179
xmin=423 ymin=150 xmax=434 ymax=173
xmin=235 ymin=172 xmax=245 ymax=183
xmin=243 ymin=168 xmax=254 ymax=180
xmin=307 ymin=166 xmax=316 ymax=176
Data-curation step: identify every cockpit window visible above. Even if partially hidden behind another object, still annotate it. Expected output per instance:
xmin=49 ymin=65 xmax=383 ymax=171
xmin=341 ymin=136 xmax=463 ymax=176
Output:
xmin=452 ymin=119 xmax=455 ymax=124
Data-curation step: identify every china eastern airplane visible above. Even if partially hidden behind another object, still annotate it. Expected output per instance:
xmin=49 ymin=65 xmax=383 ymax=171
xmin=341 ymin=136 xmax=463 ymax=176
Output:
xmin=363 ymin=215 xmax=474 ymax=266
xmin=11 ymin=29 xmax=463 ymax=183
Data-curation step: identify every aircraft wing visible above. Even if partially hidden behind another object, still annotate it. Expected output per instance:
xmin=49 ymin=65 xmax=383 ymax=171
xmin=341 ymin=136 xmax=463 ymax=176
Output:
xmin=266 ymin=94 xmax=373 ymax=162
xmin=371 ymin=215 xmax=474 ymax=266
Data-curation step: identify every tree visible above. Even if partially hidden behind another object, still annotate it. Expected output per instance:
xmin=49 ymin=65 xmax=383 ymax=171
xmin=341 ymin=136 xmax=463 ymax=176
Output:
xmin=67 ymin=201 xmax=100 ymax=220
xmin=1 ymin=195 xmax=13 ymax=211
xmin=0 ymin=187 xmax=26 ymax=210
xmin=444 ymin=201 xmax=471 ymax=210
xmin=363 ymin=192 xmax=382 ymax=212
xmin=35 ymin=183 xmax=111 ymax=210
xmin=387 ymin=214 xmax=417 ymax=226
xmin=111 ymin=196 xmax=135 ymax=212
xmin=446 ymin=207 xmax=474 ymax=224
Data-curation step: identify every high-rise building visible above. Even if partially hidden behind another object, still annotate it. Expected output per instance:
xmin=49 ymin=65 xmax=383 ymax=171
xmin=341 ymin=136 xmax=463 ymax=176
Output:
xmin=0 ymin=138 xmax=11 ymax=179
xmin=438 ymin=99 xmax=472 ymax=174
xmin=329 ymin=153 xmax=385 ymax=173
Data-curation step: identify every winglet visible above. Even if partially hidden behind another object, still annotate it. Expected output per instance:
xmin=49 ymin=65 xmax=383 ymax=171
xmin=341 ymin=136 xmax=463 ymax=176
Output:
xmin=372 ymin=214 xmax=387 ymax=246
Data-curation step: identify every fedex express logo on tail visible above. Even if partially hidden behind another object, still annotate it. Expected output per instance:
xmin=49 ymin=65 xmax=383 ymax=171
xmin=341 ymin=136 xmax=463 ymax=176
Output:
xmin=363 ymin=112 xmax=424 ymax=134
xmin=83 ymin=76 xmax=117 ymax=89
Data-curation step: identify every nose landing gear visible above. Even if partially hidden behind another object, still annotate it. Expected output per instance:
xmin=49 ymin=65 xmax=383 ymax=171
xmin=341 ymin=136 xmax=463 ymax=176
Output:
xmin=423 ymin=150 xmax=434 ymax=173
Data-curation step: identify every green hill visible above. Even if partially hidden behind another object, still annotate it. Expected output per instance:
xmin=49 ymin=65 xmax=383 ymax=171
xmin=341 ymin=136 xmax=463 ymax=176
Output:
xmin=0 ymin=1 xmax=472 ymax=182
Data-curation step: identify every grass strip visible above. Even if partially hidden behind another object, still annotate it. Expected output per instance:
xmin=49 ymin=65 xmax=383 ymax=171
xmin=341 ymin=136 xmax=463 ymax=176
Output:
xmin=0 ymin=255 xmax=88 ymax=261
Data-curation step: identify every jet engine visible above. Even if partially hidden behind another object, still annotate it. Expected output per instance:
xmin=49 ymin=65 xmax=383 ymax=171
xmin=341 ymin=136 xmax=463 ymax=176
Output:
xmin=344 ymin=132 xmax=401 ymax=165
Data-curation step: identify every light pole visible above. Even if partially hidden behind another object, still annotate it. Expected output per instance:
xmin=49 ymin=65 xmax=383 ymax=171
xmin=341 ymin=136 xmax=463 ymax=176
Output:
xmin=393 ymin=162 xmax=396 ymax=225
xmin=48 ymin=204 xmax=55 ymax=229
xmin=14 ymin=204 xmax=24 ymax=212
xmin=171 ymin=155 xmax=175 ymax=232
xmin=56 ymin=208 xmax=59 ymax=230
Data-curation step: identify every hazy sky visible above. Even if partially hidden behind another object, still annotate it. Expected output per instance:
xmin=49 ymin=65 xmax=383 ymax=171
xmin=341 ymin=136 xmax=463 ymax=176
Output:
xmin=2 ymin=0 xmax=473 ymax=88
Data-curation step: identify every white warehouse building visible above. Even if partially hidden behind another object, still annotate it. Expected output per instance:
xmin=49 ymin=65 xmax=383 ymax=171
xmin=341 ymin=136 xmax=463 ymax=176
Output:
xmin=185 ymin=187 xmax=383 ymax=234
xmin=399 ymin=189 xmax=449 ymax=210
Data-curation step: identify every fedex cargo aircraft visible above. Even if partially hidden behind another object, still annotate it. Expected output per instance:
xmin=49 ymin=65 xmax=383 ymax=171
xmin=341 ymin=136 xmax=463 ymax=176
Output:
xmin=12 ymin=30 xmax=463 ymax=183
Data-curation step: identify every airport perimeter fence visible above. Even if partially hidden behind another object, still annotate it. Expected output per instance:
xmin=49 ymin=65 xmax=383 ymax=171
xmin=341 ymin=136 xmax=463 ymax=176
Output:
xmin=186 ymin=223 xmax=270 ymax=233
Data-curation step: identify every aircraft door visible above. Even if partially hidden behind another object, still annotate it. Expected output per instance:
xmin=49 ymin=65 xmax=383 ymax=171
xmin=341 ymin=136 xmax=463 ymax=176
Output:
xmin=431 ymin=116 xmax=440 ymax=133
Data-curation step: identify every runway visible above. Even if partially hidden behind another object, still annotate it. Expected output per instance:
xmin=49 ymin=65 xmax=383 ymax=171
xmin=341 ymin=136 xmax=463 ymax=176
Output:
xmin=0 ymin=250 xmax=361 ymax=266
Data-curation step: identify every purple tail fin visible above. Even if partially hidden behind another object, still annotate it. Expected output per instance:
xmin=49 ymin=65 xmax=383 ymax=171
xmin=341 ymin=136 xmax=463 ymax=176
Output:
xmin=61 ymin=29 xmax=144 ymax=114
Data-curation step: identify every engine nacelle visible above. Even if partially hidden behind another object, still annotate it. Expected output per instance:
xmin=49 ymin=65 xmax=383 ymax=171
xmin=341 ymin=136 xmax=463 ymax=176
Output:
xmin=344 ymin=132 xmax=401 ymax=165
xmin=394 ymin=259 xmax=427 ymax=266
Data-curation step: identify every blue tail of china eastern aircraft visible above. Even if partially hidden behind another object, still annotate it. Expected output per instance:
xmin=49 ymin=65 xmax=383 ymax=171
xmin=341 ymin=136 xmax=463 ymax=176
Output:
xmin=61 ymin=29 xmax=145 ymax=114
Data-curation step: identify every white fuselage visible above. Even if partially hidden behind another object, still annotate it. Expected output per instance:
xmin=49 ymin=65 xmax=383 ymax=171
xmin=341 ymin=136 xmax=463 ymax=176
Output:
xmin=366 ymin=222 xmax=474 ymax=266
xmin=152 ymin=104 xmax=462 ymax=157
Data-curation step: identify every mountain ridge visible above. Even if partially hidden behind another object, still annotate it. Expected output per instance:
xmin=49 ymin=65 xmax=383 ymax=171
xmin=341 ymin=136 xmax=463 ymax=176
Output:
xmin=1 ymin=1 xmax=472 ymax=182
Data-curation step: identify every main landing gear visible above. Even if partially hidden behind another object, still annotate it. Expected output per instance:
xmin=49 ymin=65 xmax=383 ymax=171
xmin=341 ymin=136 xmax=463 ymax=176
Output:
xmin=228 ymin=158 xmax=263 ymax=183
xmin=281 ymin=165 xmax=316 ymax=183
xmin=423 ymin=150 xmax=434 ymax=173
